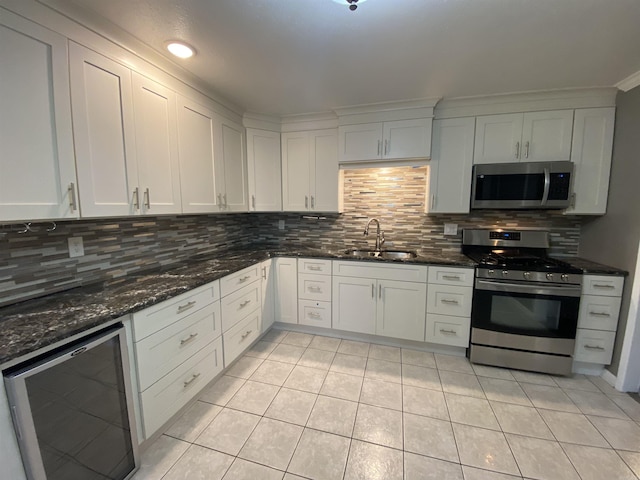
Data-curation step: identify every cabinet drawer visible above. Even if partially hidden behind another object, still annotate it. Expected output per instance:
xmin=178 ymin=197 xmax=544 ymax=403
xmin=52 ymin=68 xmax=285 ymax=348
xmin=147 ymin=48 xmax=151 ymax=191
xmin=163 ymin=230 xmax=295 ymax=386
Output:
xmin=223 ymin=311 xmax=262 ymax=366
xmin=333 ymin=260 xmax=428 ymax=283
xmin=132 ymin=282 xmax=219 ymax=341
xmin=428 ymin=267 xmax=474 ymax=287
xmin=578 ymin=295 xmax=621 ymax=331
xmin=221 ymin=281 xmax=261 ymax=332
xmin=574 ymin=329 xmax=615 ymax=364
xmin=298 ymin=300 xmax=331 ymax=329
xmin=135 ymin=301 xmax=221 ymax=391
xmin=426 ymin=284 xmax=473 ymax=317
xmin=425 ymin=314 xmax=471 ymax=348
xmin=220 ymin=264 xmax=261 ymax=297
xmin=299 ymin=258 xmax=332 ymax=275
xmin=298 ymin=273 xmax=332 ymax=302
xmin=140 ymin=336 xmax=223 ymax=438
xmin=582 ymin=275 xmax=624 ymax=297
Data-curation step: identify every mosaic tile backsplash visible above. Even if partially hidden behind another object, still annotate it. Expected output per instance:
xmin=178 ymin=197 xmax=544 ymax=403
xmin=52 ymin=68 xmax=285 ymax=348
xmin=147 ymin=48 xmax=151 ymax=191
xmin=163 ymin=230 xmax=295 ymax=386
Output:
xmin=0 ymin=166 xmax=583 ymax=306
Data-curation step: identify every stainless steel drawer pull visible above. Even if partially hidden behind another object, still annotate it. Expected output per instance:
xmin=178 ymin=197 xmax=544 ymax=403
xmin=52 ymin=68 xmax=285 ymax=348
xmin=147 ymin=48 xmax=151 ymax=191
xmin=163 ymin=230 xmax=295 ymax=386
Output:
xmin=133 ymin=187 xmax=140 ymax=210
xmin=183 ymin=373 xmax=201 ymax=388
xmin=440 ymin=329 xmax=457 ymax=335
xmin=308 ymin=265 xmax=322 ymax=271
xmin=309 ymin=286 xmax=322 ymax=293
xmin=68 ymin=183 xmax=77 ymax=212
xmin=262 ymin=267 xmax=267 ymax=279
xmin=589 ymin=311 xmax=611 ymax=317
xmin=238 ymin=275 xmax=251 ymax=283
xmin=441 ymin=298 xmax=459 ymax=305
xmin=180 ymin=333 xmax=199 ymax=346
xmin=239 ymin=299 xmax=251 ymax=308
xmin=177 ymin=301 xmax=196 ymax=313
xmin=252 ymin=194 xmax=256 ymax=210
xmin=241 ymin=330 xmax=253 ymax=340
xmin=584 ymin=344 xmax=606 ymax=351
xmin=372 ymin=284 xmax=375 ymax=298
xmin=442 ymin=275 xmax=461 ymax=281
xmin=593 ymin=284 xmax=615 ymax=289
xmin=144 ymin=188 xmax=151 ymax=209
xmin=308 ymin=312 xmax=322 ymax=319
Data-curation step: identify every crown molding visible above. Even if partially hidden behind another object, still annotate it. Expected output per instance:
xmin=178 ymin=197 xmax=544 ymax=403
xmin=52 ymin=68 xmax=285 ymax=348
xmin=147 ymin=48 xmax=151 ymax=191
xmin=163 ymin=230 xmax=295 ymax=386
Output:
xmin=616 ymin=70 xmax=640 ymax=92
xmin=242 ymin=113 xmax=282 ymax=131
xmin=280 ymin=112 xmax=338 ymax=132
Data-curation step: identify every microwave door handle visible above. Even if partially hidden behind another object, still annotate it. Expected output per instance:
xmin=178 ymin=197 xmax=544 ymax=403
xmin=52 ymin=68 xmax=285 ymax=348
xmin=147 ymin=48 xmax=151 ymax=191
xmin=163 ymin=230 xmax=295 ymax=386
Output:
xmin=541 ymin=167 xmax=550 ymax=206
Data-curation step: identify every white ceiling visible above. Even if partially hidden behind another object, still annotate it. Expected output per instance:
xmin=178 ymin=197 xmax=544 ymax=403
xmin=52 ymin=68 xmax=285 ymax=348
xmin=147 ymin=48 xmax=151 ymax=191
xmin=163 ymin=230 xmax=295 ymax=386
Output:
xmin=46 ymin=0 xmax=640 ymax=116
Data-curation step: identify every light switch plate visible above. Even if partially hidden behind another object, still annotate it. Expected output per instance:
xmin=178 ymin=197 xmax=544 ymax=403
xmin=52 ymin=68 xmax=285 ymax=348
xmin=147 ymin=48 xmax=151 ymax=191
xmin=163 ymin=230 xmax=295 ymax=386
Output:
xmin=278 ymin=220 xmax=285 ymax=230
xmin=68 ymin=237 xmax=84 ymax=258
xmin=444 ymin=223 xmax=458 ymax=236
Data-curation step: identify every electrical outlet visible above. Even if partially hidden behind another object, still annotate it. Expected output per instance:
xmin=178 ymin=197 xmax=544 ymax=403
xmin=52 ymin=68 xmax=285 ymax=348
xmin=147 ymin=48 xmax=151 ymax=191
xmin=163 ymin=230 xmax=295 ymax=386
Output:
xmin=68 ymin=237 xmax=85 ymax=258
xmin=278 ymin=220 xmax=285 ymax=230
xmin=444 ymin=223 xmax=458 ymax=236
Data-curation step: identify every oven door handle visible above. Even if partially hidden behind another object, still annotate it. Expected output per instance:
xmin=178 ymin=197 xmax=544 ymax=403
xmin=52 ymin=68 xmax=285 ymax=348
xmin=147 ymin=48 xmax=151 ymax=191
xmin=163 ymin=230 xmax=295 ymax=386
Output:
xmin=541 ymin=167 xmax=551 ymax=206
xmin=475 ymin=279 xmax=581 ymax=297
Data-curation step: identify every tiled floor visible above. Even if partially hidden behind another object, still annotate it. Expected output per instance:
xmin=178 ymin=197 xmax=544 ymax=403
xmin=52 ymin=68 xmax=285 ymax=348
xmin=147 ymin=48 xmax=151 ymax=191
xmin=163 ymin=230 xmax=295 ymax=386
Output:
xmin=132 ymin=329 xmax=640 ymax=480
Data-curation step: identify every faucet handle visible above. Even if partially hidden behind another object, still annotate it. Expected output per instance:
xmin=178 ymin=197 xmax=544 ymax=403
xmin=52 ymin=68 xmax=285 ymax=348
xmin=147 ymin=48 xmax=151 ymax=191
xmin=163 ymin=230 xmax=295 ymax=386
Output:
xmin=379 ymin=231 xmax=385 ymax=246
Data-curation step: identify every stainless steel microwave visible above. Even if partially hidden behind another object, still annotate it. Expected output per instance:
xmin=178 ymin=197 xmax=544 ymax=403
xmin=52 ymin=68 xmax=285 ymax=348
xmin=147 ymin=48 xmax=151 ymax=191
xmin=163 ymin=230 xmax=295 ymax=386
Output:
xmin=471 ymin=161 xmax=573 ymax=210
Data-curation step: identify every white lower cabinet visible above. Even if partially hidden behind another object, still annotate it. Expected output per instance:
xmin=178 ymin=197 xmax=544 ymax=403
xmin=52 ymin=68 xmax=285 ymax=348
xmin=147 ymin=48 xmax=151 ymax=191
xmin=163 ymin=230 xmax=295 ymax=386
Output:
xmin=376 ymin=280 xmax=427 ymax=341
xmin=274 ymin=258 xmax=299 ymax=324
xmin=332 ymin=276 xmax=377 ymax=334
xmin=298 ymin=258 xmax=332 ymax=328
xmin=223 ymin=310 xmax=262 ymax=364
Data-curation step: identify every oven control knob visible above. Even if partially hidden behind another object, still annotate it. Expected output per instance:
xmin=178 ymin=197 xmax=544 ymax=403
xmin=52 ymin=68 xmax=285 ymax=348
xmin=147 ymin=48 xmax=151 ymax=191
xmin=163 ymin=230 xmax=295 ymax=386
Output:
xmin=488 ymin=269 xmax=495 ymax=276
xmin=502 ymin=270 xmax=509 ymax=277
xmin=561 ymin=274 xmax=569 ymax=282
xmin=523 ymin=271 xmax=531 ymax=280
xmin=546 ymin=273 xmax=554 ymax=281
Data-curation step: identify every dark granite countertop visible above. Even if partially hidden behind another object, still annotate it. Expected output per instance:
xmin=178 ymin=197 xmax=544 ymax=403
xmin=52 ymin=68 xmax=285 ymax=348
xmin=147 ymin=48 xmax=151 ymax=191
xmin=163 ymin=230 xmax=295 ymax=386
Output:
xmin=554 ymin=256 xmax=628 ymax=276
xmin=0 ymin=247 xmax=475 ymax=367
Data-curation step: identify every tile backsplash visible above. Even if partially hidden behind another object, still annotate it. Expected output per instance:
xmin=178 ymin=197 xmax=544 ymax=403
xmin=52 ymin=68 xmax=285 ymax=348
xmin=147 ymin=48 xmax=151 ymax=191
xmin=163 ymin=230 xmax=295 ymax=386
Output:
xmin=1 ymin=166 xmax=582 ymax=306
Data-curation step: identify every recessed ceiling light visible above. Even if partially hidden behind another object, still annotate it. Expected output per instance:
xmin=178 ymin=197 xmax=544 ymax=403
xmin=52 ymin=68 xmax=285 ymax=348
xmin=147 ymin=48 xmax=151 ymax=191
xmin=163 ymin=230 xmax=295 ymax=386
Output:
xmin=166 ymin=41 xmax=195 ymax=59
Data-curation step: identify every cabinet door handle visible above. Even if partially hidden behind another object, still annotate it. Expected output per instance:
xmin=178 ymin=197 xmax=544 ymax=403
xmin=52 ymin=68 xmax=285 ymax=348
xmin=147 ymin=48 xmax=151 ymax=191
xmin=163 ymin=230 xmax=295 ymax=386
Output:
xmin=515 ymin=141 xmax=520 ymax=159
xmin=238 ymin=275 xmax=251 ymax=284
xmin=311 ymin=195 xmax=315 ymax=209
xmin=592 ymin=284 xmax=615 ymax=289
xmin=570 ymin=193 xmax=576 ymax=208
xmin=378 ymin=284 xmax=382 ymax=299
xmin=384 ymin=139 xmax=389 ymax=155
xmin=439 ymin=329 xmax=457 ymax=335
xmin=589 ymin=311 xmax=611 ymax=317
xmin=133 ymin=187 xmax=140 ymax=210
xmin=217 ymin=193 xmax=222 ymax=207
xmin=377 ymin=140 xmax=381 ymax=156
xmin=241 ymin=330 xmax=253 ymax=340
xmin=144 ymin=188 xmax=151 ymax=209
xmin=262 ymin=266 xmax=267 ymax=279
xmin=183 ymin=372 xmax=201 ymax=388
xmin=305 ymin=196 xmax=309 ymax=209
xmin=441 ymin=298 xmax=459 ymax=305
xmin=68 ymin=183 xmax=77 ymax=212
xmin=239 ymin=299 xmax=252 ymax=308
xmin=442 ymin=275 xmax=461 ymax=281
xmin=180 ymin=332 xmax=199 ymax=346
xmin=372 ymin=284 xmax=375 ymax=298
xmin=524 ymin=141 xmax=530 ymax=158
xmin=223 ymin=193 xmax=227 ymax=208
xmin=252 ymin=194 xmax=256 ymax=210
xmin=177 ymin=300 xmax=196 ymax=313
xmin=584 ymin=344 xmax=605 ymax=351
xmin=431 ymin=194 xmax=436 ymax=210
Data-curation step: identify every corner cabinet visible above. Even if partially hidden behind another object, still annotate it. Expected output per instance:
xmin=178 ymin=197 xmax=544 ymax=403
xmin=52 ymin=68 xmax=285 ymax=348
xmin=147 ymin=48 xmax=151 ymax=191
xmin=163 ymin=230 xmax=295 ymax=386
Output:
xmin=0 ymin=10 xmax=78 ymax=221
xmin=246 ymin=129 xmax=282 ymax=212
xmin=281 ymin=129 xmax=339 ymax=212
xmin=214 ymin=117 xmax=248 ymax=212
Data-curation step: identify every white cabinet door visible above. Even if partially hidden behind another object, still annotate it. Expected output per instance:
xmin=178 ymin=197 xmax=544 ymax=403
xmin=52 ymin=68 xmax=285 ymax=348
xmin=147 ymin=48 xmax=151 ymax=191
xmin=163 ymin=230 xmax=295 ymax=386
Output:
xmin=377 ymin=280 xmax=427 ymax=341
xmin=282 ymin=132 xmax=311 ymax=211
xmin=474 ymin=113 xmax=523 ymax=164
xmin=332 ymin=276 xmax=377 ymax=334
xmin=311 ymin=129 xmax=339 ymax=212
xmin=274 ymin=258 xmax=298 ymax=324
xmin=566 ymin=108 xmax=615 ymax=215
xmin=131 ymin=72 xmax=182 ymax=214
xmin=521 ymin=110 xmax=573 ymax=162
xmin=338 ymin=123 xmax=383 ymax=162
xmin=176 ymin=96 xmax=221 ymax=213
xmin=246 ymin=129 xmax=282 ymax=212
xmin=215 ymin=117 xmax=247 ymax=212
xmin=69 ymin=43 xmax=138 ymax=218
xmin=383 ymin=118 xmax=432 ymax=159
xmin=0 ymin=10 xmax=78 ymax=221
xmin=261 ymin=260 xmax=275 ymax=332
xmin=428 ymin=117 xmax=475 ymax=214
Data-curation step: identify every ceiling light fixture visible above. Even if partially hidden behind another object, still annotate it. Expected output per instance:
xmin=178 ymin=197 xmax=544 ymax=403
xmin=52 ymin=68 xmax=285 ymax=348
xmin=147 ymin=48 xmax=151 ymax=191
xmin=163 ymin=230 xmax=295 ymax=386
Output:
xmin=332 ymin=0 xmax=367 ymax=11
xmin=166 ymin=41 xmax=195 ymax=59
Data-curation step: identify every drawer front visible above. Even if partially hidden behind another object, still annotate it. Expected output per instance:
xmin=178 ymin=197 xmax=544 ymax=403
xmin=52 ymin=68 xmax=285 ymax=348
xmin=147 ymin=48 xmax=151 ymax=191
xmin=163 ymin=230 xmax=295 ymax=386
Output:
xmin=140 ymin=336 xmax=223 ymax=438
xmin=221 ymin=281 xmax=262 ymax=332
xmin=426 ymin=284 xmax=473 ymax=317
xmin=220 ymin=264 xmax=261 ymax=298
xmin=298 ymin=273 xmax=332 ymax=302
xmin=578 ymin=295 xmax=621 ymax=331
xmin=299 ymin=258 xmax=332 ymax=275
xmin=582 ymin=275 xmax=624 ymax=297
xmin=298 ymin=300 xmax=331 ymax=328
xmin=223 ymin=311 xmax=262 ymax=366
xmin=132 ymin=282 xmax=218 ymax=341
xmin=135 ymin=301 xmax=221 ymax=391
xmin=428 ymin=267 xmax=474 ymax=287
xmin=425 ymin=313 xmax=471 ymax=348
xmin=574 ymin=329 xmax=615 ymax=364
xmin=332 ymin=260 xmax=428 ymax=283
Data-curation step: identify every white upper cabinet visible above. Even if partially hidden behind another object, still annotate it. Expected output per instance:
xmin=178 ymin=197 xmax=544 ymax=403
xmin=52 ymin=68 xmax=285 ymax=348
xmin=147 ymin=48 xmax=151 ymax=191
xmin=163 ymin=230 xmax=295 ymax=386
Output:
xmin=0 ymin=10 xmax=78 ymax=221
xmin=131 ymin=72 xmax=182 ymax=214
xmin=214 ymin=117 xmax=248 ymax=212
xmin=246 ymin=129 xmax=282 ymax=212
xmin=339 ymin=119 xmax=432 ymax=163
xmin=311 ymin=130 xmax=339 ymax=212
xmin=428 ymin=117 xmax=475 ymax=214
xmin=566 ymin=107 xmax=615 ymax=215
xmin=69 ymin=42 xmax=138 ymax=217
xmin=474 ymin=110 xmax=573 ymax=164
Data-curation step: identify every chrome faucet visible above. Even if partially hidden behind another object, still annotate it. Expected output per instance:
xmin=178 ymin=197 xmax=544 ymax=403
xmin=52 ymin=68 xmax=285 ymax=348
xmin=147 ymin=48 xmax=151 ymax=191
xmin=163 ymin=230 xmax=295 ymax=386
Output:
xmin=364 ymin=218 xmax=385 ymax=251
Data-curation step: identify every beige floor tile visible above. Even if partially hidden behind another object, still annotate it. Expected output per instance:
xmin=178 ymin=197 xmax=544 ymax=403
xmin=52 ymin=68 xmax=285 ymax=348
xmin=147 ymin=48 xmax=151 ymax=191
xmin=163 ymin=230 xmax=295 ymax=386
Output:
xmin=368 ymin=344 xmax=401 ymax=362
xmin=538 ymin=409 xmax=608 ymax=447
xmin=588 ymin=415 xmax=640 ymax=451
xmin=249 ymin=359 xmax=295 ymax=386
xmin=337 ymin=339 xmax=370 ymax=357
xmin=566 ymin=389 xmax=629 ymax=418
xmin=199 ymin=375 xmax=246 ymax=406
xmin=298 ymin=347 xmax=335 ymax=370
xmin=365 ymin=357 xmax=402 ymax=383
xmin=288 ymin=429 xmax=351 ymax=480
xmin=195 ymin=408 xmax=260 ymax=456
xmin=588 ymin=375 xmax=628 ymax=397
xmin=472 ymin=364 xmax=516 ymax=381
xmin=553 ymin=373 xmax=601 ymax=392
xmin=283 ymin=365 xmax=327 ymax=393
xmin=490 ymin=401 xmax=554 ymax=440
xmin=401 ymin=348 xmax=436 ymax=368
xmin=165 ymin=401 xmax=222 ymax=442
xmin=225 ymin=356 xmax=264 ymax=379
xmin=264 ymin=388 xmax=317 ymax=425
xmin=132 ymin=435 xmax=190 ymax=480
xmin=222 ymin=458 xmax=284 ymax=480
xmin=360 ymin=377 xmax=403 ymax=410
xmin=281 ymin=331 xmax=314 ymax=347
xmin=226 ymin=380 xmax=280 ymax=415
xmin=478 ymin=377 xmax=532 ymax=406
xmin=612 ymin=395 xmax=640 ymax=422
xmin=454 ymin=424 xmax=519 ymax=476
xmin=461 ymin=466 xmax=522 ymax=479
xmin=163 ymin=444 xmax=233 ymax=480
xmin=268 ymin=343 xmax=306 ymax=364
xmin=308 ymin=335 xmax=342 ymax=352
xmin=245 ymin=340 xmax=278 ymax=359
xmin=344 ymin=439 xmax=403 ymax=480
xmin=618 ymin=450 xmax=640 ymax=477
xmin=562 ymin=443 xmax=636 ymax=480
xmin=330 ymin=353 xmax=368 ymax=376
xmin=402 ymin=364 xmax=442 ymax=391
xmin=404 ymin=412 xmax=459 ymax=462
xmin=506 ymin=434 xmax=578 ymax=479
xmin=445 ymin=393 xmax=500 ymax=430
xmin=404 ymin=453 xmax=463 ymax=480
xmin=320 ymin=371 xmax=364 ymax=401
xmin=261 ymin=329 xmax=289 ymax=343
xmin=352 ymin=403 xmax=403 ymax=449
xmin=283 ymin=475 xmax=306 ymax=480
xmin=440 ymin=370 xmax=486 ymax=399
xmin=307 ymin=395 xmax=358 ymax=437
xmin=435 ymin=353 xmax=475 ymax=374
xmin=238 ymin=417 xmax=303 ymax=470
xmin=511 ymin=370 xmax=557 ymax=386
xmin=520 ymin=383 xmax=580 ymax=413
xmin=403 ymin=384 xmax=449 ymax=420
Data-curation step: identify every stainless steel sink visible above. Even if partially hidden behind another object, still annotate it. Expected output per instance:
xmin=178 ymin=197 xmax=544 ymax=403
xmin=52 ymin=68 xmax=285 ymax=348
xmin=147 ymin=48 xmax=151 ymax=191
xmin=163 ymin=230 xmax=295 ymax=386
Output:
xmin=344 ymin=249 xmax=417 ymax=260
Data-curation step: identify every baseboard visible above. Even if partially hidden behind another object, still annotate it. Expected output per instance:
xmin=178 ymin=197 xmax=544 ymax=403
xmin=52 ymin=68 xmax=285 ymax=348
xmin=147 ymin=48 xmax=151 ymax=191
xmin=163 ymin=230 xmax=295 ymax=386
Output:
xmin=572 ymin=361 xmax=605 ymax=376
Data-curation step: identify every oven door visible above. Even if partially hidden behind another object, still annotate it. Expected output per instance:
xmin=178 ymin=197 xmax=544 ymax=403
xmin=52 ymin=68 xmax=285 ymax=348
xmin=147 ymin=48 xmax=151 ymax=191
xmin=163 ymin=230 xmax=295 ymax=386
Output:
xmin=472 ymin=278 xmax=580 ymax=340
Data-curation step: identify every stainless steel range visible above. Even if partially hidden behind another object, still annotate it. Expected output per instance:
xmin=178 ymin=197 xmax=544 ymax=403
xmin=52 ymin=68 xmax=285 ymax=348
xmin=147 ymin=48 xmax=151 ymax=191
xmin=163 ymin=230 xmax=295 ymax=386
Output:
xmin=463 ymin=229 xmax=583 ymax=376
